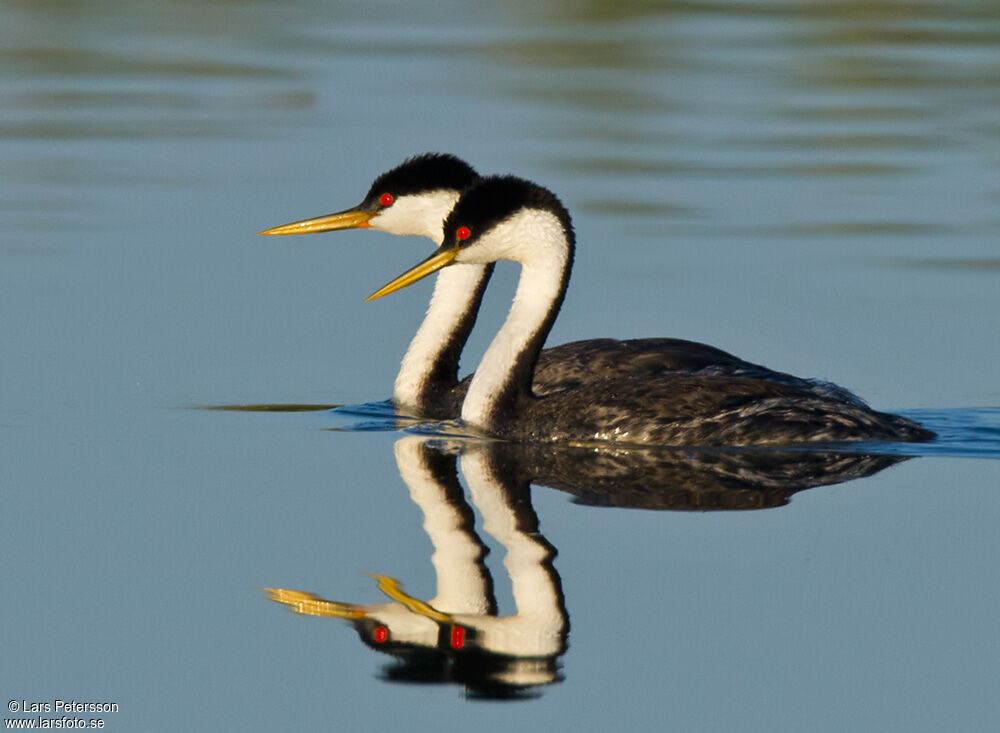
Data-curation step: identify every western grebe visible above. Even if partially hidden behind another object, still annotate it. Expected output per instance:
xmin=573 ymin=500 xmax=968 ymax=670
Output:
xmin=366 ymin=176 xmax=934 ymax=446
xmin=260 ymin=153 xmax=488 ymax=417
xmin=260 ymin=154 xmax=845 ymax=420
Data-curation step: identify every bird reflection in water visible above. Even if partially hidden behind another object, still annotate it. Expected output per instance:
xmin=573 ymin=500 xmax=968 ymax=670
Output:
xmin=266 ymin=436 xmax=567 ymax=700
xmin=264 ymin=437 xmax=907 ymax=698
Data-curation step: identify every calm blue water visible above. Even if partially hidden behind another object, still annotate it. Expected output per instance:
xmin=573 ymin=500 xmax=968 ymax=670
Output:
xmin=2 ymin=1 xmax=999 ymax=731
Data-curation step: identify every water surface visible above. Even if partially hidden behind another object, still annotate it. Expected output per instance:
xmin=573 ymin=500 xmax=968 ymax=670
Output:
xmin=2 ymin=1 xmax=999 ymax=731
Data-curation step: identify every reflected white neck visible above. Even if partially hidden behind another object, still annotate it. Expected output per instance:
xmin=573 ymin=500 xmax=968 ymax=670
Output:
xmin=457 ymin=448 xmax=565 ymax=655
xmin=393 ymin=437 xmax=492 ymax=614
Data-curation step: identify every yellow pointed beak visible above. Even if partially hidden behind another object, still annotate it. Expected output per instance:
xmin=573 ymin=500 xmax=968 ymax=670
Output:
xmin=364 ymin=246 xmax=459 ymax=302
xmin=258 ymin=208 xmax=375 ymax=236
xmin=261 ymin=587 xmax=367 ymax=619
xmin=367 ymin=574 xmax=454 ymax=623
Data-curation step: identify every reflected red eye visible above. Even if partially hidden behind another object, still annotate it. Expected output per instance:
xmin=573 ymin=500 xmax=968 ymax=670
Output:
xmin=456 ymin=226 xmax=471 ymax=240
xmin=450 ymin=625 xmax=465 ymax=650
xmin=380 ymin=193 xmax=394 ymax=206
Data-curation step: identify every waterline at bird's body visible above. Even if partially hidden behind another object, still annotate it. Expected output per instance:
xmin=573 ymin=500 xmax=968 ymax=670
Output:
xmin=261 ymin=153 xmax=835 ymax=423
xmin=367 ymin=175 xmax=934 ymax=447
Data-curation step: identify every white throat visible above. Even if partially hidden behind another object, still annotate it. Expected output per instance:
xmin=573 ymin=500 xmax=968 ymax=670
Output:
xmin=393 ymin=263 xmax=489 ymax=408
xmin=380 ymin=189 xmax=489 ymax=410
xmin=459 ymin=209 xmax=570 ymax=428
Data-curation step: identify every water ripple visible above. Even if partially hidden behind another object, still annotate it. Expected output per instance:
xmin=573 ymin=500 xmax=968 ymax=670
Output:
xmin=320 ymin=403 xmax=1000 ymax=460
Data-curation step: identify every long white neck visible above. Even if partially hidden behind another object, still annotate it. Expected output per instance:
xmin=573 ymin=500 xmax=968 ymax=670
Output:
xmin=380 ymin=190 xmax=491 ymax=414
xmin=393 ymin=263 xmax=490 ymax=411
xmin=460 ymin=210 xmax=571 ymax=431
xmin=393 ymin=437 xmax=494 ymax=615
xmin=456 ymin=447 xmax=565 ymax=657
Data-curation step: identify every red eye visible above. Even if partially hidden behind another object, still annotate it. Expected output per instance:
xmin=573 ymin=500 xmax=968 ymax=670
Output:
xmin=456 ymin=226 xmax=471 ymax=240
xmin=374 ymin=626 xmax=388 ymax=643
xmin=380 ymin=193 xmax=394 ymax=206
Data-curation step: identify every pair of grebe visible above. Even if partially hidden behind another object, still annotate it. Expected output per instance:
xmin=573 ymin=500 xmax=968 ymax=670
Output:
xmin=261 ymin=154 xmax=932 ymax=446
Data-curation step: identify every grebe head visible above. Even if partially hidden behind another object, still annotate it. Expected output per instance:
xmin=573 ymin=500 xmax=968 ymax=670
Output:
xmin=259 ymin=153 xmax=478 ymax=243
xmin=365 ymin=176 xmax=574 ymax=301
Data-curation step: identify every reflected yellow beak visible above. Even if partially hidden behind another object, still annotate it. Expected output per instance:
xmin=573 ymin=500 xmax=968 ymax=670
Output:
xmin=261 ymin=587 xmax=367 ymax=619
xmin=367 ymin=574 xmax=454 ymax=623
xmin=364 ymin=246 xmax=459 ymax=302
xmin=258 ymin=208 xmax=375 ymax=236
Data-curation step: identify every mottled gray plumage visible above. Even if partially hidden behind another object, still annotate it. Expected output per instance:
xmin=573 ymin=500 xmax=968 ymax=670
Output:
xmin=472 ymin=440 xmax=907 ymax=511
xmin=486 ymin=372 xmax=931 ymax=445
xmin=399 ymin=175 xmax=935 ymax=446
xmin=426 ymin=335 xmax=862 ymax=419
xmin=279 ymin=154 xmax=849 ymax=425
